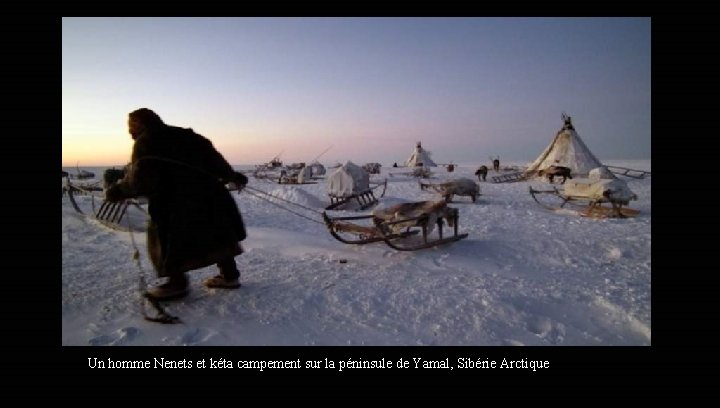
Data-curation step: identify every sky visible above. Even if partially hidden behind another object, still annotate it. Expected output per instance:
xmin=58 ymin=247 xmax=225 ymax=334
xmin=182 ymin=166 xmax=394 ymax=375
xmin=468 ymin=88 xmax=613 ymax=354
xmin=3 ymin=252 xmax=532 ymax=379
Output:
xmin=62 ymin=17 xmax=651 ymax=167
xmin=62 ymin=160 xmax=650 ymax=346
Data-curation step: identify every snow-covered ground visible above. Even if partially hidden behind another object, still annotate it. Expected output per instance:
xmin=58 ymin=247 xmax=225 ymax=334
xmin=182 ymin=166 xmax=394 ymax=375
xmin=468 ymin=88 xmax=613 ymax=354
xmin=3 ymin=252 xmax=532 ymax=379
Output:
xmin=62 ymin=160 xmax=650 ymax=346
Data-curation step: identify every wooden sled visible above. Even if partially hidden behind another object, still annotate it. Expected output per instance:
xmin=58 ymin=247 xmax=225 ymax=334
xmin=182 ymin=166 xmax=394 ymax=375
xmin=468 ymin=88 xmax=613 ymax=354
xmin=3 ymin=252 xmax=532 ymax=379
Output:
xmin=275 ymin=168 xmax=319 ymax=184
xmin=94 ymin=200 xmax=135 ymax=230
xmin=604 ymin=165 xmax=651 ymax=179
xmin=578 ymin=204 xmax=640 ymax=219
xmin=326 ymin=180 xmax=387 ymax=211
xmin=528 ymin=186 xmax=639 ymax=219
xmin=323 ymin=200 xmax=468 ymax=251
xmin=276 ymin=177 xmax=318 ymax=185
xmin=275 ymin=175 xmax=319 ymax=185
xmin=255 ymin=167 xmax=320 ymax=184
xmin=64 ymin=178 xmax=147 ymax=231
xmin=62 ymin=177 xmax=103 ymax=198
xmin=491 ymin=171 xmax=527 ymax=184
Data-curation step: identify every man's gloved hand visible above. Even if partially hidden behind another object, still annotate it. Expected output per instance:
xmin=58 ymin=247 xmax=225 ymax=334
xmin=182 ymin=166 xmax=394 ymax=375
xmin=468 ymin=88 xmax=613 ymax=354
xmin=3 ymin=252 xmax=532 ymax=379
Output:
xmin=105 ymin=184 xmax=126 ymax=202
xmin=233 ymin=171 xmax=248 ymax=193
xmin=235 ymin=171 xmax=248 ymax=185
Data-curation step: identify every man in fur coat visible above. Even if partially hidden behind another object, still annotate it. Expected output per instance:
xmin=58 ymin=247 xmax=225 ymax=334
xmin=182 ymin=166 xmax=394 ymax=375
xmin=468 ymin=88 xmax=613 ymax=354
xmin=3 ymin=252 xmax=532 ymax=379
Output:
xmin=106 ymin=108 xmax=248 ymax=300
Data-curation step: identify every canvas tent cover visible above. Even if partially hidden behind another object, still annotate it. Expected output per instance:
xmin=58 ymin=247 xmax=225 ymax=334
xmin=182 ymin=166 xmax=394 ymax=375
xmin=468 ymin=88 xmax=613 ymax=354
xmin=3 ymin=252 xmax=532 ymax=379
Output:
xmin=327 ymin=161 xmax=370 ymax=197
xmin=525 ymin=115 xmax=603 ymax=177
xmin=308 ymin=161 xmax=326 ymax=176
xmin=296 ymin=166 xmax=314 ymax=183
xmin=404 ymin=142 xmax=437 ymax=167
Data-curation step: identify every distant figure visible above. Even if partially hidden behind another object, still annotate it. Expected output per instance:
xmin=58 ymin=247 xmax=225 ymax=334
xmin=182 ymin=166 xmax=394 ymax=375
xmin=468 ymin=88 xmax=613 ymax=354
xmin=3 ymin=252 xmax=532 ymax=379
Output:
xmin=493 ymin=158 xmax=500 ymax=172
xmin=538 ymin=165 xmax=573 ymax=184
xmin=393 ymin=162 xmax=398 ymax=168
xmin=447 ymin=164 xmax=455 ymax=172
xmin=474 ymin=165 xmax=488 ymax=182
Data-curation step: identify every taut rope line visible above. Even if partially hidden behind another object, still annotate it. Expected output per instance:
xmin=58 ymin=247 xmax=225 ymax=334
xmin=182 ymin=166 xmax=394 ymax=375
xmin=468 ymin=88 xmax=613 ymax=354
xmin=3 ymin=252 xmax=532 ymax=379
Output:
xmin=242 ymin=185 xmax=325 ymax=225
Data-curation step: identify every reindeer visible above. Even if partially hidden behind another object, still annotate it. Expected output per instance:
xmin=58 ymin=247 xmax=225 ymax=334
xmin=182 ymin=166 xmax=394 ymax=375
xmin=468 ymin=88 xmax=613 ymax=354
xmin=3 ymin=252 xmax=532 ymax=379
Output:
xmin=538 ymin=165 xmax=573 ymax=184
xmin=419 ymin=178 xmax=480 ymax=202
xmin=363 ymin=163 xmax=382 ymax=174
xmin=492 ymin=157 xmax=500 ymax=172
xmin=474 ymin=165 xmax=488 ymax=182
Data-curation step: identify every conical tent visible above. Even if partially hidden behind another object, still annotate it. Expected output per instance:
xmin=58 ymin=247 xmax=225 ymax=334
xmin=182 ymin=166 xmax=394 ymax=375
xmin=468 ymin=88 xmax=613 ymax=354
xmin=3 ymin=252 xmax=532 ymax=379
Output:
xmin=404 ymin=142 xmax=437 ymax=167
xmin=524 ymin=114 xmax=604 ymax=177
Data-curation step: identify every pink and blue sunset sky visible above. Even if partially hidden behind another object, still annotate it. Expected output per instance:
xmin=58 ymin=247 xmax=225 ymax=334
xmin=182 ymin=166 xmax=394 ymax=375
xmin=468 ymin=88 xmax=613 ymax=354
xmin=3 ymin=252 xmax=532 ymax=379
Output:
xmin=62 ymin=17 xmax=650 ymax=167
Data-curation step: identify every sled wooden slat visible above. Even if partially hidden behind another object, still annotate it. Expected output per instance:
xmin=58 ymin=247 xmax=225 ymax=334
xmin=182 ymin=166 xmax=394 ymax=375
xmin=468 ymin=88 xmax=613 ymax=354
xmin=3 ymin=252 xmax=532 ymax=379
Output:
xmin=605 ymin=165 xmax=651 ymax=179
xmin=491 ymin=172 xmax=527 ymax=184
xmin=326 ymin=180 xmax=387 ymax=211
xmin=64 ymin=178 xmax=147 ymax=231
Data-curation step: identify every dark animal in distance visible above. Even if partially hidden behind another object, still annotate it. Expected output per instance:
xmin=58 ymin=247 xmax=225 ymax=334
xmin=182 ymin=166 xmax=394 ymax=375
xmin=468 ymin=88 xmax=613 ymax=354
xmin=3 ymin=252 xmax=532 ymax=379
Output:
xmin=363 ymin=163 xmax=382 ymax=174
xmin=492 ymin=159 xmax=500 ymax=172
xmin=538 ymin=166 xmax=573 ymax=184
xmin=474 ymin=165 xmax=488 ymax=182
xmin=420 ymin=178 xmax=480 ymax=203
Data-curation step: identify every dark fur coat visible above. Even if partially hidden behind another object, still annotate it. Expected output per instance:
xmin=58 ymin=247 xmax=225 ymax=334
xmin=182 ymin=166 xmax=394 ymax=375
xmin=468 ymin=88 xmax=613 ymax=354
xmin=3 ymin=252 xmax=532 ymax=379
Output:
xmin=108 ymin=125 xmax=246 ymax=277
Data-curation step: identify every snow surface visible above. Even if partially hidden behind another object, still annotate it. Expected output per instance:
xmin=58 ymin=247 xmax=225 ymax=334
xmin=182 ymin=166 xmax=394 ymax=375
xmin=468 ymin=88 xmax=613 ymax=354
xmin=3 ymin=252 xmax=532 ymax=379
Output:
xmin=62 ymin=160 xmax=650 ymax=346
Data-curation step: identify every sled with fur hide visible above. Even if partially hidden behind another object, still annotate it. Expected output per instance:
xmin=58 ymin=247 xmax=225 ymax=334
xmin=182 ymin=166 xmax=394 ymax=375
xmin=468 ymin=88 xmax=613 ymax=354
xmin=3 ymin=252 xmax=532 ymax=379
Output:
xmin=323 ymin=200 xmax=468 ymax=251
xmin=529 ymin=179 xmax=639 ymax=219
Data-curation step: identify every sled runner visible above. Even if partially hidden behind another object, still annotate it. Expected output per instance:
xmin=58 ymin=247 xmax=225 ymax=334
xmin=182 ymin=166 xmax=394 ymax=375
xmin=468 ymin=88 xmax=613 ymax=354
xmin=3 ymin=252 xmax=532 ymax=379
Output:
xmin=64 ymin=177 xmax=148 ymax=231
xmin=529 ymin=177 xmax=639 ymax=219
xmin=323 ymin=200 xmax=468 ymax=251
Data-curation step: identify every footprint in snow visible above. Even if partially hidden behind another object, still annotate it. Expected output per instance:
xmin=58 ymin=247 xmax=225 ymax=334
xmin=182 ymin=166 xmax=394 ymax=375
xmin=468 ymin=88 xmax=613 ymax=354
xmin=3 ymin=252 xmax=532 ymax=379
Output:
xmin=527 ymin=316 xmax=552 ymax=336
xmin=547 ymin=323 xmax=566 ymax=345
xmin=526 ymin=316 xmax=566 ymax=345
xmin=88 ymin=327 xmax=140 ymax=346
xmin=181 ymin=328 xmax=216 ymax=345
